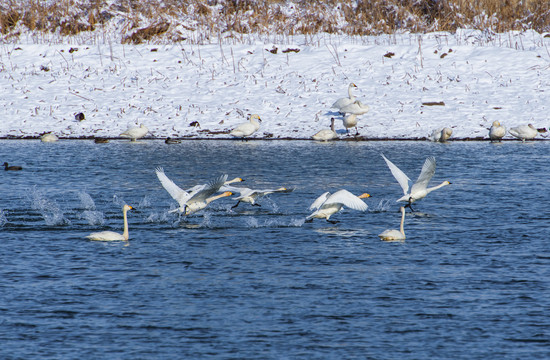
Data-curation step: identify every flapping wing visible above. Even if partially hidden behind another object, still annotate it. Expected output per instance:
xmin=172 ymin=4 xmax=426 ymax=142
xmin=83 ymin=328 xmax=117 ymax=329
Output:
xmin=411 ymin=156 xmax=436 ymax=193
xmin=309 ymin=192 xmax=331 ymax=211
xmin=189 ymin=174 xmax=228 ymax=202
xmin=381 ymin=153 xmax=413 ymax=195
xmin=325 ymin=189 xmax=368 ymax=211
xmin=155 ymin=167 xmax=189 ymax=207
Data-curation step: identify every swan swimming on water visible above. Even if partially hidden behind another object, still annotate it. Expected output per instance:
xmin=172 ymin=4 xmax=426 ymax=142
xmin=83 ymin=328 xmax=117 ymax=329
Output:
xmin=378 ymin=206 xmax=406 ymax=241
xmin=312 ymin=118 xmax=338 ymax=141
xmin=86 ymin=204 xmax=133 ymax=241
xmin=306 ymin=189 xmax=370 ymax=223
xmin=120 ymin=124 xmax=149 ymax=142
xmin=381 ymin=153 xmax=451 ymax=211
xmin=230 ymin=114 xmax=262 ymax=140
xmin=221 ymin=184 xmax=294 ymax=208
xmin=489 ymin=121 xmax=506 ymax=142
xmin=509 ymin=124 xmax=538 ymax=142
xmin=155 ymin=168 xmax=232 ymax=215
xmin=331 ymin=83 xmax=357 ymax=111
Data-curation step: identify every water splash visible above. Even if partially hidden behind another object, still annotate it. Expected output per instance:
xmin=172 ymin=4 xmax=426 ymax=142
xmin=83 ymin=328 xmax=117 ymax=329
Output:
xmin=80 ymin=210 xmax=105 ymax=226
xmin=370 ymin=199 xmax=393 ymax=212
xmin=78 ymin=191 xmax=96 ymax=210
xmin=0 ymin=209 xmax=7 ymax=227
xmin=27 ymin=186 xmax=70 ymax=226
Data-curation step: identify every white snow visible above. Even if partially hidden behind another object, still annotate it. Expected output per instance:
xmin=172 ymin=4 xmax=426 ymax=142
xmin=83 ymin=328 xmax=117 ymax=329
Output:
xmin=1 ymin=29 xmax=549 ymax=140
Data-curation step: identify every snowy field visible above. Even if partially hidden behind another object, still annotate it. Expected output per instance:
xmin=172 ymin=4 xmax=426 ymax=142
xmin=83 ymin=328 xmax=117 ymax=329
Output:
xmin=1 ymin=29 xmax=549 ymax=140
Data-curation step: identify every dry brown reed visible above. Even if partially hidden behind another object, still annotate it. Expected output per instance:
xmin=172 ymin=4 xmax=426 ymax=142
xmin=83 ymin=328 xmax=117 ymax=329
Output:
xmin=0 ymin=0 xmax=549 ymax=43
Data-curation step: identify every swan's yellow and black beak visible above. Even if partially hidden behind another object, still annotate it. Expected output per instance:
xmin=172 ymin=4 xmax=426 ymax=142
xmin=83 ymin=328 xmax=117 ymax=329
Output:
xmin=359 ymin=193 xmax=371 ymax=199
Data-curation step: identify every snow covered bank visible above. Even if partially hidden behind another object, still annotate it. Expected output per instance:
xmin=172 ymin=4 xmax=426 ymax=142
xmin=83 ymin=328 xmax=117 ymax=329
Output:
xmin=1 ymin=30 xmax=549 ymax=140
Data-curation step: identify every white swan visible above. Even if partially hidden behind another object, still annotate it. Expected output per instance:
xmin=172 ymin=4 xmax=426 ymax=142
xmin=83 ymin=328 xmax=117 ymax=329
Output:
xmin=509 ymin=124 xmax=538 ymax=142
xmin=120 ymin=124 xmax=149 ymax=141
xmin=378 ymin=206 xmax=406 ymax=241
xmin=312 ymin=118 xmax=338 ymax=141
xmin=230 ymin=114 xmax=262 ymax=139
xmin=430 ymin=127 xmax=452 ymax=142
xmin=155 ymin=168 xmax=232 ymax=215
xmin=86 ymin=204 xmax=133 ymax=241
xmin=489 ymin=121 xmax=506 ymax=142
xmin=221 ymin=184 xmax=293 ymax=208
xmin=343 ymin=113 xmax=359 ymax=135
xmin=331 ymin=83 xmax=357 ymax=110
xmin=186 ymin=176 xmax=244 ymax=193
xmin=381 ymin=153 xmax=450 ymax=211
xmin=339 ymin=100 xmax=370 ymax=115
xmin=306 ymin=189 xmax=370 ymax=223
xmin=40 ymin=133 xmax=59 ymax=142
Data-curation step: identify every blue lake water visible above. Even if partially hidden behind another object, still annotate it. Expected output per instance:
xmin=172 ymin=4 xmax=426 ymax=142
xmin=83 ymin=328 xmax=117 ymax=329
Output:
xmin=1 ymin=139 xmax=549 ymax=359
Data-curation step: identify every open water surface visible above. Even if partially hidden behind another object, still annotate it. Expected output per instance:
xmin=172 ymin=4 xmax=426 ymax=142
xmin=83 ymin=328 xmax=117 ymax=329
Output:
xmin=1 ymin=139 xmax=549 ymax=359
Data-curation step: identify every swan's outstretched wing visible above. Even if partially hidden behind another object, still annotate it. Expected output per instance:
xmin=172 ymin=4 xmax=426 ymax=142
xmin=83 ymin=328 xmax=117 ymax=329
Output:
xmin=411 ymin=156 xmax=436 ymax=193
xmin=381 ymin=153 xmax=413 ymax=195
xmin=220 ymin=184 xmax=249 ymax=195
xmin=325 ymin=189 xmax=368 ymax=211
xmin=155 ymin=167 xmax=189 ymax=207
xmin=188 ymin=174 xmax=228 ymax=203
xmin=253 ymin=187 xmax=293 ymax=197
xmin=309 ymin=192 xmax=331 ymax=211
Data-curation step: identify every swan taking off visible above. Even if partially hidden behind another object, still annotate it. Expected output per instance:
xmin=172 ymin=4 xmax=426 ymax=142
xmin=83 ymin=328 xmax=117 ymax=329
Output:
xmin=306 ymin=189 xmax=370 ymax=223
xmin=381 ymin=153 xmax=450 ymax=212
xmin=339 ymin=100 xmax=370 ymax=115
xmin=378 ymin=206 xmax=406 ymax=242
xmin=3 ymin=162 xmax=22 ymax=171
xmin=155 ymin=168 xmax=232 ymax=215
xmin=221 ymin=184 xmax=294 ymax=208
xmin=509 ymin=124 xmax=538 ymax=142
xmin=120 ymin=124 xmax=149 ymax=141
xmin=331 ymin=83 xmax=357 ymax=111
xmin=230 ymin=114 xmax=262 ymax=140
xmin=312 ymin=118 xmax=338 ymax=141
xmin=430 ymin=127 xmax=453 ymax=142
xmin=86 ymin=204 xmax=133 ymax=241
xmin=489 ymin=121 xmax=506 ymax=142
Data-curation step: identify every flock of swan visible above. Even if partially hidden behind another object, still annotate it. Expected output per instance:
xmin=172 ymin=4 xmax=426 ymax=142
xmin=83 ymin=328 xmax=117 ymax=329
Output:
xmin=78 ymin=152 xmax=451 ymax=243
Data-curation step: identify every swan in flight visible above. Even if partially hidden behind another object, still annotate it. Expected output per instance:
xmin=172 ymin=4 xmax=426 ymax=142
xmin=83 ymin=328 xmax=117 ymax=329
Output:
xmin=40 ymin=133 xmax=59 ymax=142
xmin=221 ymin=184 xmax=294 ymax=208
xmin=509 ymin=124 xmax=538 ymax=142
xmin=3 ymin=162 xmax=22 ymax=171
xmin=120 ymin=123 xmax=149 ymax=141
xmin=489 ymin=121 xmax=506 ymax=142
xmin=378 ymin=206 xmax=406 ymax=242
xmin=186 ymin=176 xmax=244 ymax=193
xmin=155 ymin=168 xmax=232 ymax=215
xmin=230 ymin=114 xmax=262 ymax=140
xmin=86 ymin=204 xmax=133 ymax=241
xmin=331 ymin=83 xmax=357 ymax=111
xmin=430 ymin=127 xmax=453 ymax=142
xmin=381 ymin=153 xmax=451 ymax=211
xmin=343 ymin=113 xmax=359 ymax=136
xmin=306 ymin=189 xmax=370 ymax=223
xmin=339 ymin=100 xmax=370 ymax=115
xmin=312 ymin=118 xmax=338 ymax=141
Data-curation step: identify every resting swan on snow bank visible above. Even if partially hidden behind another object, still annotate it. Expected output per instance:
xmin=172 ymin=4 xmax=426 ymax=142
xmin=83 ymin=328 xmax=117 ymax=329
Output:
xmin=331 ymin=83 xmax=357 ymax=111
xmin=312 ymin=118 xmax=338 ymax=141
xmin=509 ymin=124 xmax=538 ymax=142
xmin=489 ymin=121 xmax=506 ymax=142
xmin=120 ymin=124 xmax=149 ymax=141
xmin=230 ymin=114 xmax=262 ymax=139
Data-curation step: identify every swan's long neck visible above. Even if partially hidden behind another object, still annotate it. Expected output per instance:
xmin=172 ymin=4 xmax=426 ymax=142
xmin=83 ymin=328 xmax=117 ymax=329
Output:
xmin=426 ymin=181 xmax=450 ymax=194
xmin=122 ymin=208 xmax=129 ymax=240
xmin=206 ymin=191 xmax=232 ymax=205
xmin=399 ymin=208 xmax=405 ymax=235
xmin=348 ymin=86 xmax=355 ymax=99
